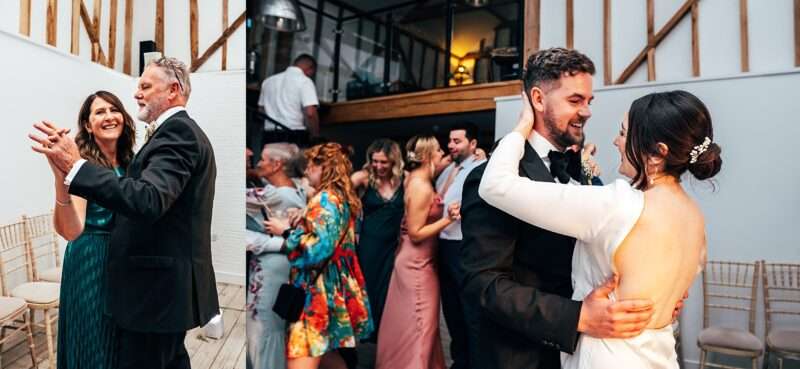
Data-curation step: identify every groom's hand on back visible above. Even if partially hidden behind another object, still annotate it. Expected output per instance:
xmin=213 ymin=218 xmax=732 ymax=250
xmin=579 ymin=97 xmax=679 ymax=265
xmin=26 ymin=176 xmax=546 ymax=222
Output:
xmin=577 ymin=275 xmax=654 ymax=339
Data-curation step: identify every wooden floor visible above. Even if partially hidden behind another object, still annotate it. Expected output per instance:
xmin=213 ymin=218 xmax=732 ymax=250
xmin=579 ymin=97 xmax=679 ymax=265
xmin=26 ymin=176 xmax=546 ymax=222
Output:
xmin=1 ymin=282 xmax=246 ymax=369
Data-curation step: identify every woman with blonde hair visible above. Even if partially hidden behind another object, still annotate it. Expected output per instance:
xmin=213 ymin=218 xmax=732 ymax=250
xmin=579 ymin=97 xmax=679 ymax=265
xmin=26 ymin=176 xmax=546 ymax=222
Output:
xmin=350 ymin=138 xmax=406 ymax=343
xmin=265 ymin=142 xmax=372 ymax=369
xmin=376 ymin=135 xmax=460 ymax=369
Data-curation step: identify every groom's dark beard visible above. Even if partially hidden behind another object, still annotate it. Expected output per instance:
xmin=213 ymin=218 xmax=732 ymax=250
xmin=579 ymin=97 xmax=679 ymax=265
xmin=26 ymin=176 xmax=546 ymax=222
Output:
xmin=544 ymin=108 xmax=586 ymax=150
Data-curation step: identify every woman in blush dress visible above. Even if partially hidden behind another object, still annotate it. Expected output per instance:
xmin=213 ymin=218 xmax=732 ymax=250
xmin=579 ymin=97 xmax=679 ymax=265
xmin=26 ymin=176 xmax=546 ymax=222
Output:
xmin=480 ymin=90 xmax=722 ymax=368
xmin=376 ymin=135 xmax=460 ymax=369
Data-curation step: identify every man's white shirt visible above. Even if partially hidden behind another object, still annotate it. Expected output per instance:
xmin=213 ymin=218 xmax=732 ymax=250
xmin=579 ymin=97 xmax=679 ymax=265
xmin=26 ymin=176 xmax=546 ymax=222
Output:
xmin=436 ymin=155 xmax=486 ymax=240
xmin=258 ymin=66 xmax=319 ymax=131
xmin=527 ymin=130 xmax=580 ymax=186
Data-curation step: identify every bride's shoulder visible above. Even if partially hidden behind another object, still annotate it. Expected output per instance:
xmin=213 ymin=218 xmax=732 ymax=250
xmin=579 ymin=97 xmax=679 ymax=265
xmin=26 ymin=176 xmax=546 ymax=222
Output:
xmin=604 ymin=179 xmax=645 ymax=211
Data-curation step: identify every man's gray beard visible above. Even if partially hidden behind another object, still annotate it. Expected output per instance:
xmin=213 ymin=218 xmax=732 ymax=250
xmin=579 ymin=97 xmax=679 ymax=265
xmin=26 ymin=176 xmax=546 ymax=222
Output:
xmin=137 ymin=99 xmax=167 ymax=122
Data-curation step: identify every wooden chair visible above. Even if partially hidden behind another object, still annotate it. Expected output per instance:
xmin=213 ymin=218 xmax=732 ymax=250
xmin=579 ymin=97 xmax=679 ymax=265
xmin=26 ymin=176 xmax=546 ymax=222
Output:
xmin=0 ymin=290 xmax=37 ymax=369
xmin=23 ymin=214 xmax=62 ymax=283
xmin=761 ymin=261 xmax=800 ymax=369
xmin=697 ymin=261 xmax=763 ymax=369
xmin=0 ymin=220 xmax=59 ymax=368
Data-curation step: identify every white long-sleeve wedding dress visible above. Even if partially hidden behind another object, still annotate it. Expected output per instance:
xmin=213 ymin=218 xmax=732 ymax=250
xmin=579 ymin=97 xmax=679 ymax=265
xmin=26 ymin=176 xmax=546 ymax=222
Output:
xmin=479 ymin=132 xmax=679 ymax=369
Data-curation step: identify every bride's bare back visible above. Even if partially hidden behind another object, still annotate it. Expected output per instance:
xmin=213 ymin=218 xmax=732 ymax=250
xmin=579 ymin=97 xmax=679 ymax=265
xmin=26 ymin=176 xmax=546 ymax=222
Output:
xmin=615 ymin=183 xmax=707 ymax=329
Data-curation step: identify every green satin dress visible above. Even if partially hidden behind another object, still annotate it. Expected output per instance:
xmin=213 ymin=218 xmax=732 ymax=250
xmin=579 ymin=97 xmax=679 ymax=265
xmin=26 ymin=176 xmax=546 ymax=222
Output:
xmin=57 ymin=167 xmax=123 ymax=369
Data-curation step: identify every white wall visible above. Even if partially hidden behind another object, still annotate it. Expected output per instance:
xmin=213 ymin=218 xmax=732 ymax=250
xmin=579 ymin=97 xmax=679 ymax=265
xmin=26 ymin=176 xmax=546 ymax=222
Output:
xmin=188 ymin=71 xmax=246 ymax=285
xmin=495 ymin=69 xmax=800 ymax=369
xmin=0 ymin=30 xmax=244 ymax=286
xmin=0 ymin=30 xmax=136 ymax=226
xmin=538 ymin=0 xmax=797 ymax=87
xmin=0 ymin=0 xmax=245 ymax=76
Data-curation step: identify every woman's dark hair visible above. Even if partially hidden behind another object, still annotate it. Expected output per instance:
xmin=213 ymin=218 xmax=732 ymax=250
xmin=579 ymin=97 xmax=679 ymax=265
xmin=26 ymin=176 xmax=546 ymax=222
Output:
xmin=75 ymin=91 xmax=136 ymax=169
xmin=626 ymin=90 xmax=722 ymax=190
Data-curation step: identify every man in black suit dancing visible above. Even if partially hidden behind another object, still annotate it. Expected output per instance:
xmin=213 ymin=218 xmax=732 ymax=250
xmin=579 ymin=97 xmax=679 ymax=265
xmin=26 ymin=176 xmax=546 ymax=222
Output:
xmin=31 ymin=57 xmax=218 ymax=369
xmin=460 ymin=48 xmax=655 ymax=369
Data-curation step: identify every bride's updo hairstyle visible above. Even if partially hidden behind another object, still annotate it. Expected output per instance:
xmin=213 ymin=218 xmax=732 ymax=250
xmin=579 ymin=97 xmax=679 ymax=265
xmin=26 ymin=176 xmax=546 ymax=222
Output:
xmin=626 ymin=90 xmax=722 ymax=190
xmin=404 ymin=135 xmax=439 ymax=171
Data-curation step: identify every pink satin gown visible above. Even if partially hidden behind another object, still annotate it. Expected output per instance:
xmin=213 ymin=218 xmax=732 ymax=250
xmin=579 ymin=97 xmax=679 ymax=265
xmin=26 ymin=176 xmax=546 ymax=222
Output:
xmin=376 ymin=195 xmax=446 ymax=369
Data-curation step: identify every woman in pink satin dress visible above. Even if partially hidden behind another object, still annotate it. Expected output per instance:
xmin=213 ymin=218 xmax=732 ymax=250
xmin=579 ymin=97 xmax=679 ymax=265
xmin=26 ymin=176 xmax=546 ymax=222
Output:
xmin=376 ymin=135 xmax=460 ymax=369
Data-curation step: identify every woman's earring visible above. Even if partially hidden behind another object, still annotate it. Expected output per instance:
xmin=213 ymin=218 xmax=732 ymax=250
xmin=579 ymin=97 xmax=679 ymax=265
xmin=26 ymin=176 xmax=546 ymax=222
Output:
xmin=649 ymin=166 xmax=659 ymax=185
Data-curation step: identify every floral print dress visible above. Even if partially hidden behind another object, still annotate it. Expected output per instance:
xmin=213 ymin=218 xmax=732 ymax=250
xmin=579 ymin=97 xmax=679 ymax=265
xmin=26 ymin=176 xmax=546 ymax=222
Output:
xmin=285 ymin=190 xmax=374 ymax=358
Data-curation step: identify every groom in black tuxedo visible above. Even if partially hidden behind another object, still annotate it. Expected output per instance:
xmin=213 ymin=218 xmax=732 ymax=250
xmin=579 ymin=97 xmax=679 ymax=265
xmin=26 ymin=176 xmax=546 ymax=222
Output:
xmin=460 ymin=48 xmax=655 ymax=369
xmin=32 ymin=57 xmax=218 ymax=369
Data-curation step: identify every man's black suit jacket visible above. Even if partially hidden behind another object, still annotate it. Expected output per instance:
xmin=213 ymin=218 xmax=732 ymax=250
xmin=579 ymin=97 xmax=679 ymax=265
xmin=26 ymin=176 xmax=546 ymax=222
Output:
xmin=70 ymin=110 xmax=220 ymax=333
xmin=461 ymin=141 xmax=582 ymax=369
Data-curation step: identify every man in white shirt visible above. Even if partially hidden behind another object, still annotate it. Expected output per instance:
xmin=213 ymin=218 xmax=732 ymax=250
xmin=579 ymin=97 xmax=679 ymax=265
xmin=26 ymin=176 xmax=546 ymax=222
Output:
xmin=258 ymin=54 xmax=320 ymax=147
xmin=435 ymin=123 xmax=485 ymax=369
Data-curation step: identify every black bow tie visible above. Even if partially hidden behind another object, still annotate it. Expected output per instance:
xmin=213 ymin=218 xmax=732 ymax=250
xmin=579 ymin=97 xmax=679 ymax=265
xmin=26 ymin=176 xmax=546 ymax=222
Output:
xmin=548 ymin=150 xmax=583 ymax=184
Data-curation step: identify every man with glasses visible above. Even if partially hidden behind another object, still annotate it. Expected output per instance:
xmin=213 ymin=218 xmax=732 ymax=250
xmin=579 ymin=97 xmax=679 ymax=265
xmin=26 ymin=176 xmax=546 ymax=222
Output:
xmin=30 ymin=57 xmax=219 ymax=369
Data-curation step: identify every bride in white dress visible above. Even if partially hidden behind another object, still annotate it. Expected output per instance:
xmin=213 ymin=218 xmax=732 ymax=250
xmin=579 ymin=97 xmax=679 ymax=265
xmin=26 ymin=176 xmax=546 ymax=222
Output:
xmin=480 ymin=90 xmax=722 ymax=369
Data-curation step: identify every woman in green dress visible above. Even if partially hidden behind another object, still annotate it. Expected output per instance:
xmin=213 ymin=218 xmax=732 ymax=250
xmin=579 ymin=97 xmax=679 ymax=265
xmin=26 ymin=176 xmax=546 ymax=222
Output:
xmin=350 ymin=139 xmax=406 ymax=343
xmin=45 ymin=91 xmax=136 ymax=369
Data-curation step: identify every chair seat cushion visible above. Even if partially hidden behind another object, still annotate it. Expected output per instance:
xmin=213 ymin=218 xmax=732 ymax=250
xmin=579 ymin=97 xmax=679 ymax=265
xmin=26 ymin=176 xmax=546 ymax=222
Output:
xmin=11 ymin=282 xmax=60 ymax=304
xmin=39 ymin=267 xmax=62 ymax=282
xmin=0 ymin=297 xmax=27 ymax=320
xmin=767 ymin=328 xmax=800 ymax=353
xmin=698 ymin=326 xmax=764 ymax=353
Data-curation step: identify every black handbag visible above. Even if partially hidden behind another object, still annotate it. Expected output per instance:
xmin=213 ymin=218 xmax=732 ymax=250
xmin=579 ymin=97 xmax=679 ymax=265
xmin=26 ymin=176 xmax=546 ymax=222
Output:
xmin=272 ymin=282 xmax=308 ymax=322
xmin=272 ymin=227 xmax=348 ymax=322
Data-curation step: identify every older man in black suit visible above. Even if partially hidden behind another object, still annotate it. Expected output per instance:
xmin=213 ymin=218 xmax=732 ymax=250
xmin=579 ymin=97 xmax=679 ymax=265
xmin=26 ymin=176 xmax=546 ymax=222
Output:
xmin=31 ymin=57 xmax=218 ymax=369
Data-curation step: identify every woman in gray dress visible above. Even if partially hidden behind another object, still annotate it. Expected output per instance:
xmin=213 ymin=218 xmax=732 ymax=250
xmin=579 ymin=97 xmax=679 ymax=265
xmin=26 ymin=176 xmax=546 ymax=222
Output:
xmin=246 ymin=143 xmax=307 ymax=369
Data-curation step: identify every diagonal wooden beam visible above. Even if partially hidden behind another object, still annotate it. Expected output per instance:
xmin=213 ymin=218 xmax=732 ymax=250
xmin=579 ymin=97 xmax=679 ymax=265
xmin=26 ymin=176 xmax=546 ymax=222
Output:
xmin=615 ymin=0 xmax=698 ymax=84
xmin=156 ymin=0 xmax=164 ymax=53
xmin=190 ymin=0 xmax=199 ymax=62
xmin=109 ymin=0 xmax=119 ymax=68
xmin=20 ymin=0 xmax=31 ymax=36
xmin=191 ymin=11 xmax=246 ymax=72
xmin=47 ymin=0 xmax=58 ymax=46
xmin=124 ymin=0 xmax=134 ymax=74
xmin=71 ymin=0 xmax=81 ymax=54
xmin=80 ymin=1 xmax=108 ymax=64
xmin=222 ymin=0 xmax=229 ymax=71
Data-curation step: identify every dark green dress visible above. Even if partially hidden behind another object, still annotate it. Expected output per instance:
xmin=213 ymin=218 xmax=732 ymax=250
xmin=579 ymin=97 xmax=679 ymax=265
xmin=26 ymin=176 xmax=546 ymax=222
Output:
xmin=356 ymin=183 xmax=404 ymax=342
xmin=57 ymin=167 xmax=122 ymax=369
